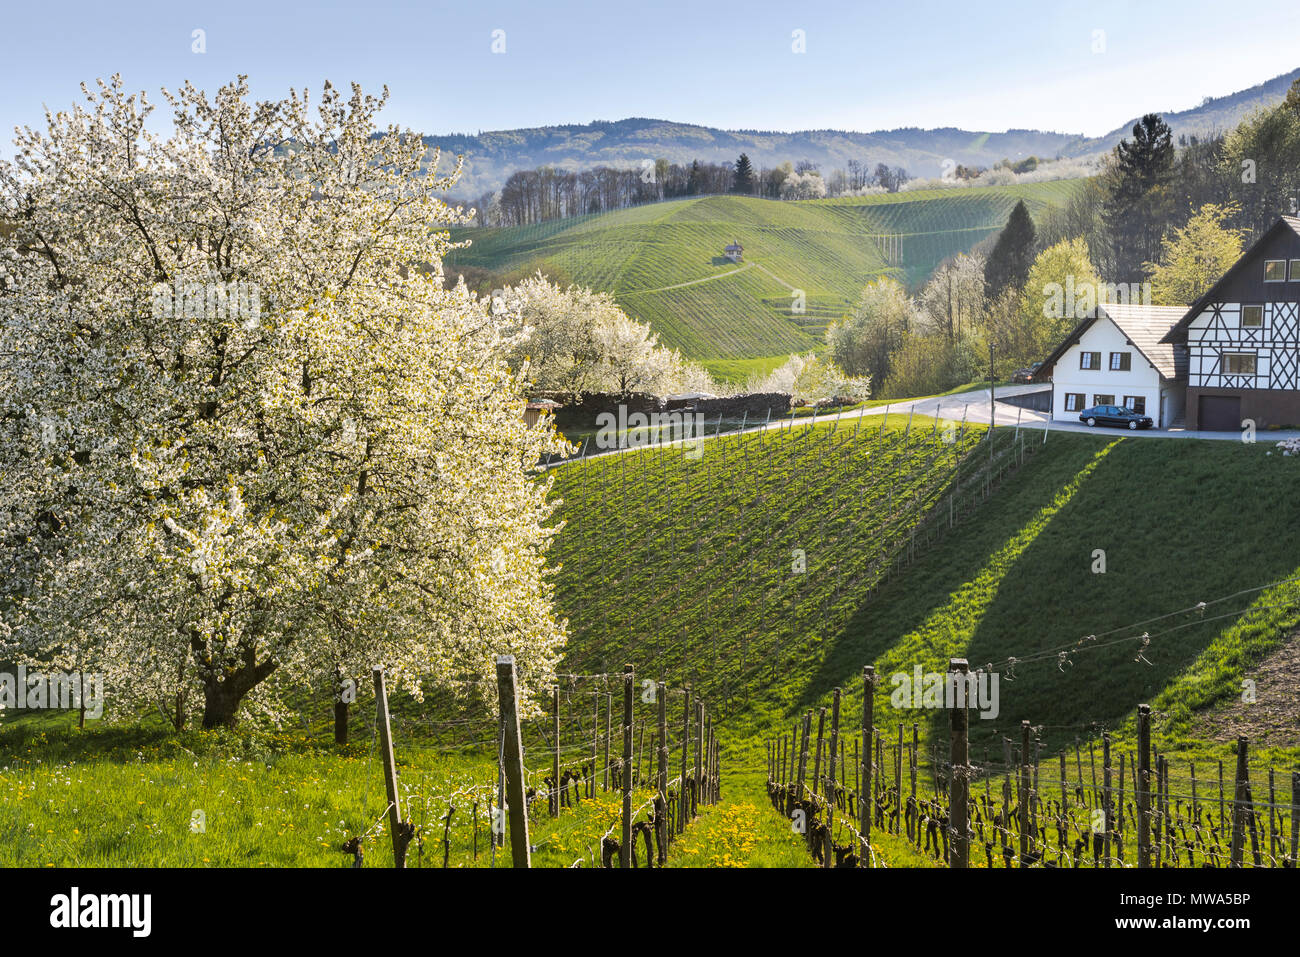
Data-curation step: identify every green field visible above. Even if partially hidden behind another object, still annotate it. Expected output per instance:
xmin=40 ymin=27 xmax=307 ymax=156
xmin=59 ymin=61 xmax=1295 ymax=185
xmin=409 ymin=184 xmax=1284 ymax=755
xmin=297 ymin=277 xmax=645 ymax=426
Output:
xmin=444 ymin=181 xmax=1086 ymax=367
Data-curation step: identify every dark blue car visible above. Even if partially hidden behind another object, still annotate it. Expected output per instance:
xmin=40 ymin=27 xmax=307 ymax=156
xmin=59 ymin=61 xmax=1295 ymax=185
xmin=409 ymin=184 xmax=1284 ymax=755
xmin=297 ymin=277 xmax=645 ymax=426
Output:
xmin=1079 ymin=405 xmax=1154 ymax=430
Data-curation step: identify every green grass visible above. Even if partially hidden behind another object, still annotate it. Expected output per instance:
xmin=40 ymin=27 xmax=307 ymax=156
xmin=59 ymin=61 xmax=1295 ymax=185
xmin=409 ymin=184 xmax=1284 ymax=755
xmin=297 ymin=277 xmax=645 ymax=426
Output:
xmin=0 ymin=716 xmax=682 ymax=868
xmin=700 ymin=354 xmax=791 ymax=384
xmin=547 ymin=425 xmax=1300 ymax=763
xmin=9 ymin=415 xmax=1300 ymax=867
xmin=445 ymin=182 xmax=1086 ymax=363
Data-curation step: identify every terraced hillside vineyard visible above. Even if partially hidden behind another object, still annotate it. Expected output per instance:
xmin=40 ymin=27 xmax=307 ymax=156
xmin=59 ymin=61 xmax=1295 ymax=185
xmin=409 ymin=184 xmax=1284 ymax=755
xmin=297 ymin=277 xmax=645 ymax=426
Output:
xmin=446 ymin=180 xmax=1085 ymax=374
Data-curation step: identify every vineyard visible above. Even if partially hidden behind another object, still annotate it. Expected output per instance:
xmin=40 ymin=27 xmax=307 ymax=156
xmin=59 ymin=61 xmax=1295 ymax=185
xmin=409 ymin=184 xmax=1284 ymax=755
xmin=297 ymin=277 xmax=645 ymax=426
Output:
xmin=444 ymin=181 xmax=1086 ymax=371
xmin=766 ymin=678 xmax=1300 ymax=869
xmin=548 ymin=411 xmax=1040 ymax=733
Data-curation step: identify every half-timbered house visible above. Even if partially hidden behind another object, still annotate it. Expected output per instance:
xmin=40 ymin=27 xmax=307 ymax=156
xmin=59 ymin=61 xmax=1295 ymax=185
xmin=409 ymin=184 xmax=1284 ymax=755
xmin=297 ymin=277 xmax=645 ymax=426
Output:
xmin=1161 ymin=216 xmax=1300 ymax=430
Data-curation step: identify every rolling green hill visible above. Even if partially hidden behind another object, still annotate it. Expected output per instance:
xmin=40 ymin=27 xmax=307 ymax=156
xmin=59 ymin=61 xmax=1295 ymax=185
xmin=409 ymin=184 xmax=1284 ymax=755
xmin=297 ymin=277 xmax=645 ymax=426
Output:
xmin=445 ymin=180 xmax=1085 ymax=375
xmin=547 ymin=422 xmax=1300 ymax=759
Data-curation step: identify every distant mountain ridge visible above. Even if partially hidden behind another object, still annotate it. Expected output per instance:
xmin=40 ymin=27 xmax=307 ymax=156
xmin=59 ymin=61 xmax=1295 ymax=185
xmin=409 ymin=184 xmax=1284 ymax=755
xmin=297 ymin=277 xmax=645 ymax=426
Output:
xmin=424 ymin=68 xmax=1299 ymax=197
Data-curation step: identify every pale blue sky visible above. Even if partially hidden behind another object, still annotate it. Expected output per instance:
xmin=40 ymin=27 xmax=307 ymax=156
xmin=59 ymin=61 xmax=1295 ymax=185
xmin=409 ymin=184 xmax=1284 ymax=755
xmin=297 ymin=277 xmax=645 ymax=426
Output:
xmin=2 ymin=0 xmax=1298 ymax=145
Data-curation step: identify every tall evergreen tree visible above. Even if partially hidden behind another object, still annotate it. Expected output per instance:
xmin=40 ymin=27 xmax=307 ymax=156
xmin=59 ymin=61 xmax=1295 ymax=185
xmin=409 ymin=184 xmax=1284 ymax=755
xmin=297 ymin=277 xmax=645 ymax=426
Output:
xmin=686 ymin=159 xmax=704 ymax=196
xmin=1104 ymin=113 xmax=1176 ymax=282
xmin=732 ymin=153 xmax=756 ymax=194
xmin=984 ymin=200 xmax=1036 ymax=297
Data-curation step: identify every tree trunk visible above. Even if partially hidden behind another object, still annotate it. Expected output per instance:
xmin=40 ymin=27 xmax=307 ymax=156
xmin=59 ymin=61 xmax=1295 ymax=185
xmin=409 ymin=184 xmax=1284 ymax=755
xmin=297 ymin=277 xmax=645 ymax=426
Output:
xmin=200 ymin=659 xmax=277 ymax=729
xmin=201 ymin=683 xmax=245 ymax=729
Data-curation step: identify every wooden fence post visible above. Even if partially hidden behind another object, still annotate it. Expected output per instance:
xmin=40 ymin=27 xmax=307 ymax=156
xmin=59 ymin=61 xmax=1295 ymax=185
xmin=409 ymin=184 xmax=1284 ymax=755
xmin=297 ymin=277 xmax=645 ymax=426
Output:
xmin=948 ymin=659 xmax=970 ymax=868
xmin=862 ymin=666 xmax=875 ymax=867
xmin=1137 ymin=704 xmax=1151 ymax=868
xmin=1230 ymin=735 xmax=1249 ymax=867
xmin=373 ymin=667 xmax=410 ymax=869
xmin=604 ymin=692 xmax=612 ymax=793
xmin=495 ymin=655 xmax=531 ymax=868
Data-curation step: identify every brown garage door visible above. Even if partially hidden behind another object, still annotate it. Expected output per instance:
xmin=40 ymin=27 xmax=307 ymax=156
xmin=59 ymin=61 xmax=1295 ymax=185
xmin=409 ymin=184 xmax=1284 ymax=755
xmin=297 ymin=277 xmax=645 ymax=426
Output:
xmin=1198 ymin=395 xmax=1241 ymax=431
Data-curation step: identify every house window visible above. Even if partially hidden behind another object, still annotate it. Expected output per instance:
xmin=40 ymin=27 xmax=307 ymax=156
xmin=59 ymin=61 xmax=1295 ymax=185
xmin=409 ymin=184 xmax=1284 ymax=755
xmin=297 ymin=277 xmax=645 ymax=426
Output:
xmin=1123 ymin=395 xmax=1146 ymax=415
xmin=1080 ymin=351 xmax=1101 ymax=370
xmin=1223 ymin=353 xmax=1257 ymax=375
xmin=1093 ymin=394 xmax=1115 ymax=407
xmin=1242 ymin=304 xmax=1263 ymax=327
xmin=1290 ymin=260 xmax=1300 ymax=281
xmin=1064 ymin=392 xmax=1085 ymax=412
xmin=1264 ymin=260 xmax=1287 ymax=282
xmin=1109 ymin=351 xmax=1131 ymax=371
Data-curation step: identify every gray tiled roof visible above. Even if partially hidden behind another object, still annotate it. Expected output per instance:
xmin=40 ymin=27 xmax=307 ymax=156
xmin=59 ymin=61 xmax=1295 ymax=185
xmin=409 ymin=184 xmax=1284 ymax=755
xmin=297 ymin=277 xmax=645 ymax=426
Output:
xmin=1097 ymin=303 xmax=1189 ymax=380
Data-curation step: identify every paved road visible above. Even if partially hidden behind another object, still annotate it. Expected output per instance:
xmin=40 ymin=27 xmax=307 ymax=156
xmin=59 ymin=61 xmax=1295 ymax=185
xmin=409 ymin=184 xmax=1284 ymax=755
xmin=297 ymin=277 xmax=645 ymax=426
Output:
xmin=840 ymin=385 xmax=1300 ymax=443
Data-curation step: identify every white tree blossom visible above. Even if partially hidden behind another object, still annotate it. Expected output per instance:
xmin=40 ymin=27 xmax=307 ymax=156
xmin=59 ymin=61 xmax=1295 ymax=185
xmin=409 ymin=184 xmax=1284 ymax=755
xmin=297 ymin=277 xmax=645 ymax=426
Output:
xmin=0 ymin=77 xmax=568 ymax=727
xmin=497 ymin=272 xmax=709 ymax=398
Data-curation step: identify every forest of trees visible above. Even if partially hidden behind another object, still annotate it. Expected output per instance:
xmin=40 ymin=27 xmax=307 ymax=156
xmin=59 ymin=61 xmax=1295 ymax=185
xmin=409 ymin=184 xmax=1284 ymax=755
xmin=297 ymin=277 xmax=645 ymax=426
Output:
xmin=454 ymin=154 xmax=911 ymax=227
xmin=826 ymin=79 xmax=1300 ymax=400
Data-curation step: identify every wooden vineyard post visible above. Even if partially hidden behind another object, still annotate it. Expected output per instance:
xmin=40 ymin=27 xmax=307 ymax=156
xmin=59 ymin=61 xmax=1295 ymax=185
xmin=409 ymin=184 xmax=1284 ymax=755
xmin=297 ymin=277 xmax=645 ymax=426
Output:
xmin=1019 ymin=720 xmax=1031 ymax=866
xmin=591 ymin=692 xmax=600 ymax=799
xmin=704 ymin=713 xmax=713 ymax=805
xmin=910 ymin=723 xmax=919 ymax=846
xmin=948 ymin=659 xmax=970 ymax=868
xmin=712 ymin=731 xmax=720 ymax=802
xmin=1059 ymin=751 xmax=1069 ymax=861
xmin=604 ymin=692 xmax=612 ymax=793
xmin=1290 ymin=771 xmax=1300 ymax=868
xmin=551 ymin=685 xmax=561 ymax=817
xmin=1269 ymin=767 xmax=1277 ymax=864
xmin=1218 ymin=760 xmax=1226 ymax=833
xmin=824 ymin=689 xmax=841 ymax=869
xmin=795 ymin=710 xmax=812 ymax=803
xmin=372 ymin=667 xmax=411 ymax=869
xmin=621 ymin=664 xmax=634 ymax=867
xmin=1116 ymin=753 xmax=1127 ymax=864
xmin=636 ymin=720 xmax=646 ymax=789
xmin=1137 ymin=704 xmax=1152 ymax=868
xmin=895 ymin=723 xmax=904 ymax=835
xmin=1230 ymin=735 xmax=1249 ymax=867
xmin=679 ymin=684 xmax=691 ymax=833
xmin=694 ymin=700 xmax=704 ymax=819
xmin=656 ymin=679 xmax=669 ymax=861
xmin=812 ymin=708 xmax=826 ymax=822
xmin=861 ymin=667 xmax=875 ymax=867
xmin=495 ymin=655 xmax=531 ymax=868
xmin=1102 ymin=733 xmax=1113 ymax=867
